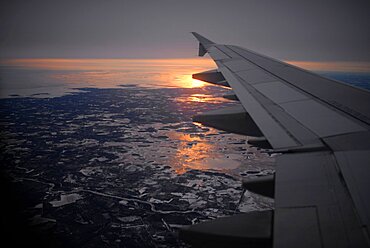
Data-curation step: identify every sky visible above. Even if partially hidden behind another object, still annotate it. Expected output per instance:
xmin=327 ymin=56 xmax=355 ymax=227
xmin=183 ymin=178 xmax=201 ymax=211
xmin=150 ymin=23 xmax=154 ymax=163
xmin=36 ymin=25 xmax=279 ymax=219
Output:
xmin=1 ymin=0 xmax=369 ymax=62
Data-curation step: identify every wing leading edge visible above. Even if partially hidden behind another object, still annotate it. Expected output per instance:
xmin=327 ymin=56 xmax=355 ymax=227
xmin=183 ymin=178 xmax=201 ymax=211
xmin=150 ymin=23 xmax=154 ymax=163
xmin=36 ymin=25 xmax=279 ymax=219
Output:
xmin=181 ymin=32 xmax=370 ymax=248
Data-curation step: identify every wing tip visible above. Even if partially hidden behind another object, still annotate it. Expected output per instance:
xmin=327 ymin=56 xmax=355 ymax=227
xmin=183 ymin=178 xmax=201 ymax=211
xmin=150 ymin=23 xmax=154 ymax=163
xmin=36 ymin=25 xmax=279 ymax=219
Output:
xmin=191 ymin=32 xmax=215 ymax=45
xmin=191 ymin=32 xmax=215 ymax=57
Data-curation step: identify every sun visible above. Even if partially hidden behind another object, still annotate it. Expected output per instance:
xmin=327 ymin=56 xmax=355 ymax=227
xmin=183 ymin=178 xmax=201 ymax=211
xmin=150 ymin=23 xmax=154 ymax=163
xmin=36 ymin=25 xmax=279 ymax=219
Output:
xmin=190 ymin=78 xmax=206 ymax=88
xmin=176 ymin=74 xmax=207 ymax=88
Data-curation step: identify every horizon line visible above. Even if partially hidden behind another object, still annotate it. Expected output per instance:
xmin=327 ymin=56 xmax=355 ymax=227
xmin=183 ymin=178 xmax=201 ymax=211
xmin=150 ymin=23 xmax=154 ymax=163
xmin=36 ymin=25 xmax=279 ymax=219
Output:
xmin=1 ymin=58 xmax=370 ymax=73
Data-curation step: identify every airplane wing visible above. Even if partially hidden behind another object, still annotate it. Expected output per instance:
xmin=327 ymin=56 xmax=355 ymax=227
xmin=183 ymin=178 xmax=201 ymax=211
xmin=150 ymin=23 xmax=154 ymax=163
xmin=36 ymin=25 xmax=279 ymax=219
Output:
xmin=180 ymin=33 xmax=370 ymax=248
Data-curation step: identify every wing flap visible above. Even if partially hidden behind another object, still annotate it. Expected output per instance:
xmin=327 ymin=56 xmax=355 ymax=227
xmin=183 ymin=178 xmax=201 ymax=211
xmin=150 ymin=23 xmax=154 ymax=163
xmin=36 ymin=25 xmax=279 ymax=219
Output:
xmin=274 ymin=152 xmax=369 ymax=247
xmin=192 ymin=69 xmax=230 ymax=87
xmin=179 ymin=210 xmax=273 ymax=247
xmin=274 ymin=207 xmax=322 ymax=248
xmin=334 ymin=150 xmax=370 ymax=229
xmin=222 ymin=92 xmax=238 ymax=101
xmin=242 ymin=175 xmax=274 ymax=198
xmin=193 ymin=104 xmax=263 ymax=137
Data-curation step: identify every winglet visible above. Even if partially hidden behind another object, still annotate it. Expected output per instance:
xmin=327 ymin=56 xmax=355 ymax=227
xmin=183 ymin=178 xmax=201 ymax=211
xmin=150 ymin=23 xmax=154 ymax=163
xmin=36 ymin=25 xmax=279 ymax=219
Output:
xmin=191 ymin=32 xmax=215 ymax=56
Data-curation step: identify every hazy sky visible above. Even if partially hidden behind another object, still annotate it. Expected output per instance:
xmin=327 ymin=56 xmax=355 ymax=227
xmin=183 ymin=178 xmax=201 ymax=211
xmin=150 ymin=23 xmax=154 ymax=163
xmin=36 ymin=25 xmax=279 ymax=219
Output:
xmin=1 ymin=0 xmax=369 ymax=61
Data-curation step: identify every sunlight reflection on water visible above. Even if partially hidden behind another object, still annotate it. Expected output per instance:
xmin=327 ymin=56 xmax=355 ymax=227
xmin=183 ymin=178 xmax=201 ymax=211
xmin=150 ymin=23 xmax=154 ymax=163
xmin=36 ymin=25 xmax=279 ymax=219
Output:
xmin=0 ymin=58 xmax=275 ymax=175
xmin=162 ymin=131 xmax=244 ymax=174
xmin=175 ymin=93 xmax=231 ymax=104
xmin=0 ymin=58 xmax=216 ymax=98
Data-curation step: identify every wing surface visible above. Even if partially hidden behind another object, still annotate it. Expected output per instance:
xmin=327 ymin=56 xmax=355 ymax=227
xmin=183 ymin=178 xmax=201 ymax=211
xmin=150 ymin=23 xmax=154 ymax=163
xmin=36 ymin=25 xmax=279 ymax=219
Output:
xmin=189 ymin=32 xmax=370 ymax=247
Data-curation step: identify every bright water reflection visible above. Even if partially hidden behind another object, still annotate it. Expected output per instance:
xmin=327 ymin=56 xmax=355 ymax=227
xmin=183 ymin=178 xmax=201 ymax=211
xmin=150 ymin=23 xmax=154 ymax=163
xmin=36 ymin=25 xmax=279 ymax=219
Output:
xmin=0 ymin=58 xmax=216 ymax=98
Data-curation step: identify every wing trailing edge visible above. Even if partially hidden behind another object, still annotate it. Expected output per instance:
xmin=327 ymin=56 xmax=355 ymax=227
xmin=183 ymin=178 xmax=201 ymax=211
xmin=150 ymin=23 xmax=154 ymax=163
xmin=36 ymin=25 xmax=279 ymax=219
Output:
xmin=192 ymin=70 xmax=230 ymax=87
xmin=193 ymin=104 xmax=263 ymax=137
xmin=179 ymin=210 xmax=273 ymax=248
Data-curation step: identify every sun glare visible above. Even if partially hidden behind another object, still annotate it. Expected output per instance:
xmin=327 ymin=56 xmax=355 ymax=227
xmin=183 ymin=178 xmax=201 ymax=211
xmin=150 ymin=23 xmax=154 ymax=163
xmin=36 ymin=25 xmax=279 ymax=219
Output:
xmin=172 ymin=74 xmax=207 ymax=88
xmin=0 ymin=58 xmax=216 ymax=89
xmin=191 ymin=78 xmax=207 ymax=88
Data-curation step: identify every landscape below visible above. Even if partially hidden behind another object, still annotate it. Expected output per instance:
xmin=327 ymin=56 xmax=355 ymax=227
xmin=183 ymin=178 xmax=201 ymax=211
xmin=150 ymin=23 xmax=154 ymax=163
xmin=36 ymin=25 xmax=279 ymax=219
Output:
xmin=0 ymin=58 xmax=369 ymax=247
